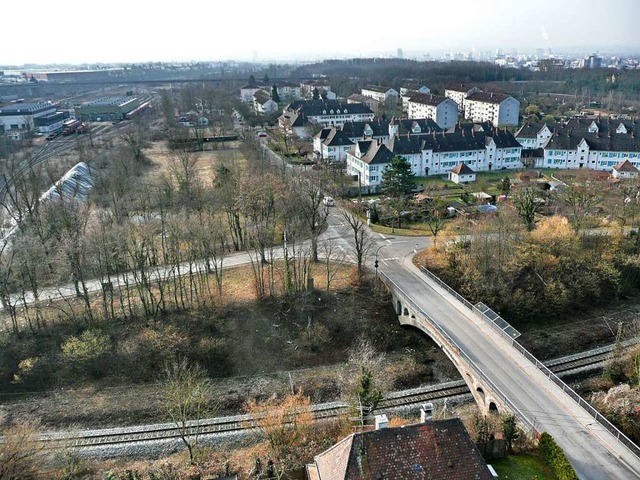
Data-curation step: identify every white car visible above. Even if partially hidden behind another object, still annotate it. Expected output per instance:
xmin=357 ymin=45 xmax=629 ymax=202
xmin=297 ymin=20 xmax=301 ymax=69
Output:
xmin=323 ymin=196 xmax=335 ymax=207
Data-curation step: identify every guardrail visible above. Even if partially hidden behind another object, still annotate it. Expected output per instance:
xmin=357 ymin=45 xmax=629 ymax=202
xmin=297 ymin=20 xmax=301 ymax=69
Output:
xmin=417 ymin=266 xmax=640 ymax=458
xmin=379 ymin=272 xmax=538 ymax=437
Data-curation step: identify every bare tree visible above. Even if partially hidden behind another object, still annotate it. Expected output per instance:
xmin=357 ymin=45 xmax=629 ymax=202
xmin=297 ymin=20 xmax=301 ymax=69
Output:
xmin=0 ymin=416 xmax=44 ymax=480
xmin=341 ymin=208 xmax=374 ymax=279
xmin=320 ymin=239 xmax=347 ymax=291
xmin=160 ymin=358 xmax=214 ymax=464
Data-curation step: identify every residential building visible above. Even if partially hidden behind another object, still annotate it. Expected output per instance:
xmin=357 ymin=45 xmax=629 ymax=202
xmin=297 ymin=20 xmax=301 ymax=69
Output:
xmin=463 ymin=92 xmax=520 ymax=127
xmin=540 ymin=118 xmax=640 ymax=172
xmin=445 ymin=84 xmax=482 ymax=112
xmin=253 ymin=90 xmax=278 ymax=114
xmin=346 ymin=122 xmax=522 ymax=187
xmin=360 ymin=85 xmax=399 ymax=103
xmin=279 ymin=99 xmax=374 ymax=131
xmin=404 ymin=93 xmax=458 ymax=129
xmin=347 ymin=93 xmax=380 ymax=114
xmin=0 ymin=101 xmax=57 ymax=133
xmin=400 ymin=86 xmax=431 ymax=105
xmin=306 ymin=418 xmax=493 ymax=480
xmin=340 ymin=118 xmax=390 ymax=143
xmin=449 ymin=162 xmax=476 ymax=183
xmin=300 ymin=80 xmax=333 ymax=98
xmin=313 ymin=128 xmax=354 ymax=163
xmin=515 ymin=122 xmax=555 ymax=149
xmin=75 ymin=96 xmax=140 ymax=122
xmin=240 ymin=83 xmax=261 ymax=103
xmin=272 ymin=81 xmax=301 ymax=101
xmin=346 ymin=139 xmax=395 ymax=189
xmin=389 ymin=117 xmax=444 ymax=137
xmin=612 ymin=159 xmax=639 ymax=179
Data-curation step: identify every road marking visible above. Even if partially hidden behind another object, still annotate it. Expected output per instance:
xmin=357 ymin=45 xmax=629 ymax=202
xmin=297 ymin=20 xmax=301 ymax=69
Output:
xmin=379 ymin=233 xmax=387 ymax=239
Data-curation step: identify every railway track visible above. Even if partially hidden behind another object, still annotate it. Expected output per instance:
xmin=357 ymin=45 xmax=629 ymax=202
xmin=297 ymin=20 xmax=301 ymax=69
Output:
xmin=37 ymin=339 xmax=636 ymax=450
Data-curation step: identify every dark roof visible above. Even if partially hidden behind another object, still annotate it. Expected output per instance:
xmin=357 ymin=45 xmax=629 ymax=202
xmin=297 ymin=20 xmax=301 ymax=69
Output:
xmin=545 ymin=128 xmax=640 ymax=152
xmin=324 ymin=129 xmax=355 ymax=147
xmin=240 ymin=84 xmax=260 ymax=90
xmin=613 ymin=159 xmax=639 ymax=172
xmin=348 ymin=93 xmax=379 ymax=104
xmin=315 ymin=128 xmax=332 ymax=141
xmin=341 ymin=118 xmax=389 ymax=138
xmin=284 ymin=99 xmax=373 ymax=117
xmin=273 ymin=80 xmax=299 ymax=88
xmin=451 ymin=163 xmax=475 ymax=175
xmin=444 ymin=83 xmax=481 ymax=93
xmin=405 ymin=93 xmax=449 ymax=107
xmin=394 ymin=117 xmax=444 ymax=135
xmin=310 ymin=419 xmax=493 ymax=480
xmin=565 ymin=117 xmax=640 ymax=136
xmin=465 ymin=92 xmax=513 ymax=104
xmin=350 ymin=140 xmax=395 ymax=165
xmin=388 ymin=135 xmax=426 ymax=155
xmin=515 ymin=122 xmax=556 ymax=138
xmin=253 ymin=90 xmax=272 ymax=105
xmin=0 ymin=102 xmax=56 ymax=115
xmin=362 ymin=85 xmax=395 ymax=94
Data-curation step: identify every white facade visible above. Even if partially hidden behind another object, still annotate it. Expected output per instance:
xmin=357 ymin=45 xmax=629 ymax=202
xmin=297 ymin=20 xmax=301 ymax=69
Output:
xmin=516 ymin=124 xmax=553 ymax=149
xmin=464 ymin=95 xmax=520 ymax=127
xmin=405 ymin=98 xmax=458 ymax=129
xmin=361 ymin=87 xmax=398 ymax=103
xmin=240 ymin=86 xmax=261 ymax=103
xmin=0 ymin=102 xmax=57 ymax=132
xmin=254 ymin=98 xmax=278 ymax=114
xmin=541 ymin=142 xmax=640 ymax=172
xmin=449 ymin=170 xmax=476 ymax=184
xmin=308 ymin=110 xmax=374 ymax=128
xmin=445 ymin=86 xmax=482 ymax=112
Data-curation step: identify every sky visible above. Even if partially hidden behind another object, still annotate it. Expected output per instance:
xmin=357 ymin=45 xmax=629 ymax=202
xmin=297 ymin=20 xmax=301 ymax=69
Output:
xmin=2 ymin=0 xmax=639 ymax=66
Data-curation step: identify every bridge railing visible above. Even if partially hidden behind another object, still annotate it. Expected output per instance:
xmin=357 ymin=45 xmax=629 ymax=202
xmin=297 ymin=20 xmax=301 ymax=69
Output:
xmin=418 ymin=266 xmax=640 ymax=459
xmin=380 ymin=272 xmax=538 ymax=437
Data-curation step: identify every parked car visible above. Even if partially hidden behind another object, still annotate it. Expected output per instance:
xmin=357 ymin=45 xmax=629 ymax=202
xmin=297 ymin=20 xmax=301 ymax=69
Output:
xmin=257 ymin=131 xmax=268 ymax=138
xmin=323 ymin=196 xmax=335 ymax=207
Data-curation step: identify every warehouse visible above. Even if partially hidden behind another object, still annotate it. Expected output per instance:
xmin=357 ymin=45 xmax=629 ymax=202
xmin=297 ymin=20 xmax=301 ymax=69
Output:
xmin=0 ymin=101 xmax=57 ymax=133
xmin=75 ymin=96 xmax=140 ymax=121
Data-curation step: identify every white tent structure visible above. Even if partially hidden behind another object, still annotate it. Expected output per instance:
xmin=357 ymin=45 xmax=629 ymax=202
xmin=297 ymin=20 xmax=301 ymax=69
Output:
xmin=39 ymin=162 xmax=94 ymax=203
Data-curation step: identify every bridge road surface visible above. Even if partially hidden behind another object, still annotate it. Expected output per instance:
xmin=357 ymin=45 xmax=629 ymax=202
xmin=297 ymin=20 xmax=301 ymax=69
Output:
xmin=379 ymin=252 xmax=640 ymax=479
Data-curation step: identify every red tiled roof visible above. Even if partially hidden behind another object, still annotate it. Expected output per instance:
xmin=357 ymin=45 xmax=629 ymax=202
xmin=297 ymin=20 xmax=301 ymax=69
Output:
xmin=613 ymin=159 xmax=639 ymax=172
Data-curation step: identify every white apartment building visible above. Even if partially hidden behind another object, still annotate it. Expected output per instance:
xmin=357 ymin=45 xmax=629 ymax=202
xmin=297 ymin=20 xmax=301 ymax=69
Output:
xmin=280 ymin=100 xmax=374 ymax=130
xmin=313 ymin=128 xmax=355 ymax=163
xmin=463 ymin=92 xmax=520 ymax=127
xmin=444 ymin=84 xmax=482 ymax=112
xmin=404 ymin=93 xmax=458 ymax=129
xmin=360 ymin=85 xmax=399 ymax=103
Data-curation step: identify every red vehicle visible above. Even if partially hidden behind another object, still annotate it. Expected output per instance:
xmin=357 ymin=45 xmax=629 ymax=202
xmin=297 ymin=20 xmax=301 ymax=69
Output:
xmin=62 ymin=119 xmax=81 ymax=135
xmin=76 ymin=123 xmax=88 ymax=134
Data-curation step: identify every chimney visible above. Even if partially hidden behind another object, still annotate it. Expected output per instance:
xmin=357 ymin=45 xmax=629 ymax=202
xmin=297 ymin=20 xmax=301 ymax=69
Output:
xmin=420 ymin=403 xmax=434 ymax=423
xmin=375 ymin=414 xmax=388 ymax=430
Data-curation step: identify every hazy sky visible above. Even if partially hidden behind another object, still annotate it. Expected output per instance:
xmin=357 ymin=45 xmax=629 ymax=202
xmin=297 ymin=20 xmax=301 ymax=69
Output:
xmin=3 ymin=0 xmax=639 ymax=66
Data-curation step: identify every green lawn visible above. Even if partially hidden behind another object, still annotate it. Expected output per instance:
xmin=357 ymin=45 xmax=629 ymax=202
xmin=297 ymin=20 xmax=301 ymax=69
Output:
xmin=490 ymin=453 xmax=556 ymax=480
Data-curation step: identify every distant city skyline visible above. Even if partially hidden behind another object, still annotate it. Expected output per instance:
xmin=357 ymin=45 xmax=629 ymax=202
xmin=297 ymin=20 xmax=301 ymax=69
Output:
xmin=2 ymin=0 xmax=639 ymax=66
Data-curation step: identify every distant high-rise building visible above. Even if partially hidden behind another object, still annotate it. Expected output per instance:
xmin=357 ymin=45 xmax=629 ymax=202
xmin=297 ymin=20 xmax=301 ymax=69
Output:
xmin=585 ymin=54 xmax=602 ymax=69
xmin=397 ymin=48 xmax=403 ymax=59
xmin=536 ymin=48 xmax=544 ymax=60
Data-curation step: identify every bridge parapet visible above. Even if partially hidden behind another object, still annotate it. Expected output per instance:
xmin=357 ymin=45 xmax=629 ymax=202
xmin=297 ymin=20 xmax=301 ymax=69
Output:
xmin=380 ymin=272 xmax=537 ymax=436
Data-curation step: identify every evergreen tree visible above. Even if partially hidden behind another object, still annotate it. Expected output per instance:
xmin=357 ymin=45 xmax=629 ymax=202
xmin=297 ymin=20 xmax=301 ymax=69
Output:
xmin=248 ymin=74 xmax=257 ymax=87
xmin=380 ymin=156 xmax=416 ymax=198
xmin=271 ymin=84 xmax=280 ymax=103
xmin=312 ymin=87 xmax=320 ymax=100
xmin=262 ymin=73 xmax=270 ymax=84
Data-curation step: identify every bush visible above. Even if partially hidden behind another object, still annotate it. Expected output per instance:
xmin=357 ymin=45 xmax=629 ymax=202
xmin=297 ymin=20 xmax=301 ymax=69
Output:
xmin=538 ymin=432 xmax=578 ymax=480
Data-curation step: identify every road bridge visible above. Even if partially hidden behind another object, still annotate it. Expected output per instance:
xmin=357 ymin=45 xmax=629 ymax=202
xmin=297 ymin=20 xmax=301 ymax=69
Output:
xmin=376 ymin=252 xmax=640 ymax=480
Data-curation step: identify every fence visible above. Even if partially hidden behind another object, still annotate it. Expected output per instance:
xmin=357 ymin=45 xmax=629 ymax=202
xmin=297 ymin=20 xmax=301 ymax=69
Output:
xmin=418 ymin=266 xmax=640 ymax=458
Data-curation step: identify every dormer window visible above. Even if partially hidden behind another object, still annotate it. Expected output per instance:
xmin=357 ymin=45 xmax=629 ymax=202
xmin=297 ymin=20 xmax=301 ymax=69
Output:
xmin=330 ymin=109 xmax=334 ymax=114
xmin=344 ymin=109 xmax=348 ymax=113
xmin=322 ymin=110 xmax=326 ymax=114
xmin=617 ymin=123 xmax=628 ymax=134
xmin=588 ymin=121 xmax=599 ymax=133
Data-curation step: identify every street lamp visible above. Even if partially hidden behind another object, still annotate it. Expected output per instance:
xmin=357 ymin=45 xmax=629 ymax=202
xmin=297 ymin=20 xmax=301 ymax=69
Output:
xmin=374 ymin=244 xmax=389 ymax=279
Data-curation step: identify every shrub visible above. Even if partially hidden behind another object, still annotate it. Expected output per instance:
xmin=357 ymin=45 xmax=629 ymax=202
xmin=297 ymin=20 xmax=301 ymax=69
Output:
xmin=538 ymin=432 xmax=578 ymax=480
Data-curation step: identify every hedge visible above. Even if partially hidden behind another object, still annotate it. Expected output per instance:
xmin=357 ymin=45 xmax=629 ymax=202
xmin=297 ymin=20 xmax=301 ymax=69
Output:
xmin=538 ymin=432 xmax=579 ymax=480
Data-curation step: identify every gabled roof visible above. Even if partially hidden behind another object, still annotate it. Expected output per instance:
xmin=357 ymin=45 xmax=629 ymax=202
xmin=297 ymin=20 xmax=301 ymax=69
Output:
xmin=388 ymin=134 xmax=425 ymax=155
xmin=451 ymin=162 xmax=475 ymax=175
xmin=613 ymin=159 xmax=639 ymax=172
xmin=323 ymin=129 xmax=355 ymax=147
xmin=341 ymin=118 xmax=389 ymax=138
xmin=444 ymin=83 xmax=481 ymax=94
xmin=545 ymin=127 xmax=640 ymax=152
xmin=465 ymin=92 xmax=513 ymax=104
xmin=515 ymin=122 xmax=555 ymax=138
xmin=394 ymin=117 xmax=444 ymax=135
xmin=348 ymin=93 xmax=379 ymax=104
xmin=253 ymin=89 xmax=272 ymax=105
xmin=362 ymin=85 xmax=396 ymax=94
xmin=406 ymin=93 xmax=449 ymax=107
xmin=310 ymin=419 xmax=493 ymax=480
xmin=284 ymin=99 xmax=373 ymax=117
xmin=351 ymin=140 xmax=394 ymax=165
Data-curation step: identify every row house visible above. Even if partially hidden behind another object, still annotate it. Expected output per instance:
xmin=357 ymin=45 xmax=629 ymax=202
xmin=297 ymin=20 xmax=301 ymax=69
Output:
xmin=346 ymin=123 xmax=522 ymax=188
xmin=444 ymin=84 xmax=482 ymax=112
xmin=299 ymin=80 xmax=335 ymax=99
xmin=463 ymin=92 xmax=520 ymax=127
xmin=347 ymin=93 xmax=380 ymax=114
xmin=315 ymin=117 xmax=446 ymax=162
xmin=404 ymin=93 xmax=458 ymax=129
xmin=279 ymin=99 xmax=374 ymax=132
xmin=515 ymin=122 xmax=555 ymax=149
xmin=360 ymin=85 xmax=399 ymax=103
xmin=241 ymin=81 xmax=301 ymax=103
xmin=539 ymin=118 xmax=640 ymax=172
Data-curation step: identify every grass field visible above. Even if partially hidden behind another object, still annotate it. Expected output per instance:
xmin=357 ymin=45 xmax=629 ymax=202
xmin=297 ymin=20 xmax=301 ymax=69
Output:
xmin=490 ymin=453 xmax=556 ymax=479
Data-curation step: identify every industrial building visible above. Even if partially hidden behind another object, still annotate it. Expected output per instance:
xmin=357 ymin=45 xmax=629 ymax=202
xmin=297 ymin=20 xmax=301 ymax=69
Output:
xmin=75 ymin=96 xmax=140 ymax=121
xmin=0 ymin=101 xmax=57 ymax=133
xmin=34 ymin=111 xmax=70 ymax=133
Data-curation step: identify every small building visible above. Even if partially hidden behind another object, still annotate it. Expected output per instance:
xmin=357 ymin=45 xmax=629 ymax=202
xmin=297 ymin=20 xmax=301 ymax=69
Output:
xmin=345 ymin=139 xmax=395 ymax=189
xmin=75 ymin=96 xmax=140 ymax=122
xmin=313 ymin=128 xmax=355 ymax=163
xmin=612 ymin=159 xmax=639 ymax=179
xmin=361 ymin=85 xmax=399 ymax=103
xmin=347 ymin=93 xmax=380 ymax=114
xmin=306 ymin=418 xmax=493 ymax=480
xmin=34 ymin=110 xmax=70 ymax=133
xmin=253 ymin=90 xmax=278 ymax=114
xmin=449 ymin=162 xmax=476 ymax=183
